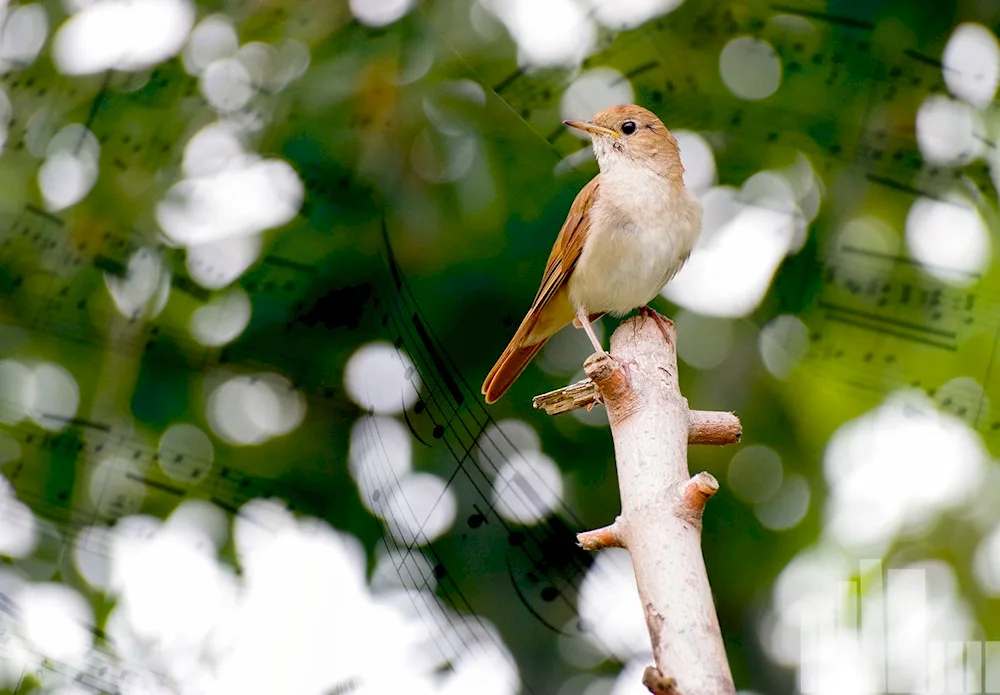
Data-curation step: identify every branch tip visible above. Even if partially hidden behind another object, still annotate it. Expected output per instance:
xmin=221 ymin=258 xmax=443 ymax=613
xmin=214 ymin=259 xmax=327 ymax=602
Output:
xmin=577 ymin=520 xmax=625 ymax=551
xmin=532 ymin=377 xmax=602 ymax=415
xmin=642 ymin=666 xmax=679 ymax=695
xmin=687 ymin=410 xmax=742 ymax=445
xmin=681 ymin=472 xmax=719 ymax=516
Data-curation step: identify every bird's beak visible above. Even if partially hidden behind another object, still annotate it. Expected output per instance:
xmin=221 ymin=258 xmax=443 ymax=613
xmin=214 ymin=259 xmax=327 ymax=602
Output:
xmin=563 ymin=120 xmax=619 ymax=138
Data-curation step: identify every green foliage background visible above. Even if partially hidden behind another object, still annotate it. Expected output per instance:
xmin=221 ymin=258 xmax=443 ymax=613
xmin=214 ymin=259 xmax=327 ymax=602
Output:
xmin=3 ymin=0 xmax=1000 ymax=692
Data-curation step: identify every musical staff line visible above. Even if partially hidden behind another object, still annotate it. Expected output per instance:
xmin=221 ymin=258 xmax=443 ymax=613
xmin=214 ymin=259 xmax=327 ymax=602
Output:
xmin=822 ymin=311 xmax=957 ymax=351
xmin=818 ymin=301 xmax=957 ymax=340
xmin=375 ymin=219 xmax=621 ymax=648
xmin=768 ymin=4 xmax=874 ymax=30
xmin=865 ymin=174 xmax=967 ymax=206
xmin=903 ymin=49 xmax=946 ymax=70
xmin=124 ymin=472 xmax=185 ymax=497
xmin=839 ymin=245 xmax=984 ymax=279
xmin=354 ymin=413 xmax=529 ymax=690
xmin=77 ymin=72 xmax=110 ymax=153
xmin=23 ymin=204 xmax=64 ymax=227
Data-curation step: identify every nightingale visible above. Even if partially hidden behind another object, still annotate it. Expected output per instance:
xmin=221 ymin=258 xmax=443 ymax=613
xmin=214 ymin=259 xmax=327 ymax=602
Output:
xmin=481 ymin=104 xmax=702 ymax=404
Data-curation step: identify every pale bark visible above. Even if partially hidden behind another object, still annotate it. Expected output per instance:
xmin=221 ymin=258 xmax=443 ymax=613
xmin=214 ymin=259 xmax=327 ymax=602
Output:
xmin=540 ymin=311 xmax=738 ymax=695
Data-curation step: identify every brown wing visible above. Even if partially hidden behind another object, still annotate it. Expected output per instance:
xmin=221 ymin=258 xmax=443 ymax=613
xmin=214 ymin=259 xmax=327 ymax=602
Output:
xmin=481 ymin=176 xmax=600 ymax=403
xmin=528 ymin=175 xmax=600 ymax=316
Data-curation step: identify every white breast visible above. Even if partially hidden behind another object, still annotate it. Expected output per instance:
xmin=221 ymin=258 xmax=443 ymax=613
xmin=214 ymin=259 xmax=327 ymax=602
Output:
xmin=568 ymin=167 xmax=702 ymax=316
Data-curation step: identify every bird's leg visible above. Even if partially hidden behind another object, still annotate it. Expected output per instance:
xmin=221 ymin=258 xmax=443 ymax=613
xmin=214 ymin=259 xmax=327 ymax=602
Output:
xmin=576 ymin=308 xmax=607 ymax=356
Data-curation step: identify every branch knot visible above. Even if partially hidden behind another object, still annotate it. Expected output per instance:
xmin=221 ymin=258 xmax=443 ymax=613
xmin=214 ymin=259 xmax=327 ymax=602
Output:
xmin=642 ymin=666 xmax=679 ymax=695
xmin=676 ymin=472 xmax=719 ymax=527
xmin=584 ymin=352 xmax=628 ymax=399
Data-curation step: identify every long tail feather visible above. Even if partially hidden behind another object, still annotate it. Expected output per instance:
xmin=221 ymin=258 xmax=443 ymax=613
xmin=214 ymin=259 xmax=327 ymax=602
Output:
xmin=482 ymin=289 xmax=574 ymax=403
xmin=481 ymin=340 xmax=549 ymax=404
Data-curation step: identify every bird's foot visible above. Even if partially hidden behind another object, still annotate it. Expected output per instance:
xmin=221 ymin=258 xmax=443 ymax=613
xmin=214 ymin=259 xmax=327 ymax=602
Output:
xmin=639 ymin=306 xmax=675 ymax=346
xmin=639 ymin=305 xmax=673 ymax=325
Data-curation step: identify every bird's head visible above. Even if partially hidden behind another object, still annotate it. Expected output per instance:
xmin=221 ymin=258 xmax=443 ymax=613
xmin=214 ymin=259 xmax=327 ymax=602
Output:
xmin=564 ymin=104 xmax=683 ymax=180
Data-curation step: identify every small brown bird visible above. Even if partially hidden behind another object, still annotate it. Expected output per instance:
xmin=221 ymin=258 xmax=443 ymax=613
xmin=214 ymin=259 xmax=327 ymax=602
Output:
xmin=481 ymin=104 xmax=702 ymax=403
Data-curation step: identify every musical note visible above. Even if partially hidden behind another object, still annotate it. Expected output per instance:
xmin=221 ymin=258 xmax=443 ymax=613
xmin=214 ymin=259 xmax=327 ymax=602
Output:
xmin=798 ymin=224 xmax=1000 ymax=430
xmin=467 ymin=505 xmax=488 ymax=528
xmin=371 ymin=222 xmax=622 ymax=655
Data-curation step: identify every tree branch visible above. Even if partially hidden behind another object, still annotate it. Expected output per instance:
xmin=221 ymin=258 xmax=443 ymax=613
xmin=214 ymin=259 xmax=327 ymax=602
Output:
xmin=533 ymin=380 xmax=741 ymax=446
xmin=543 ymin=311 xmax=737 ymax=695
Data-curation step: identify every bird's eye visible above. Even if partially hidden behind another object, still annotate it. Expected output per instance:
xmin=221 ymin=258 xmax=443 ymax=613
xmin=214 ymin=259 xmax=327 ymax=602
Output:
xmin=621 ymin=121 xmax=637 ymax=135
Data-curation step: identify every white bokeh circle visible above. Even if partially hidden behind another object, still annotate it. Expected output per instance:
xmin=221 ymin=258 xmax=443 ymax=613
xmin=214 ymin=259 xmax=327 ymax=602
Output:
xmin=719 ymin=37 xmax=781 ymax=100
xmin=344 ymin=342 xmax=420 ymax=415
